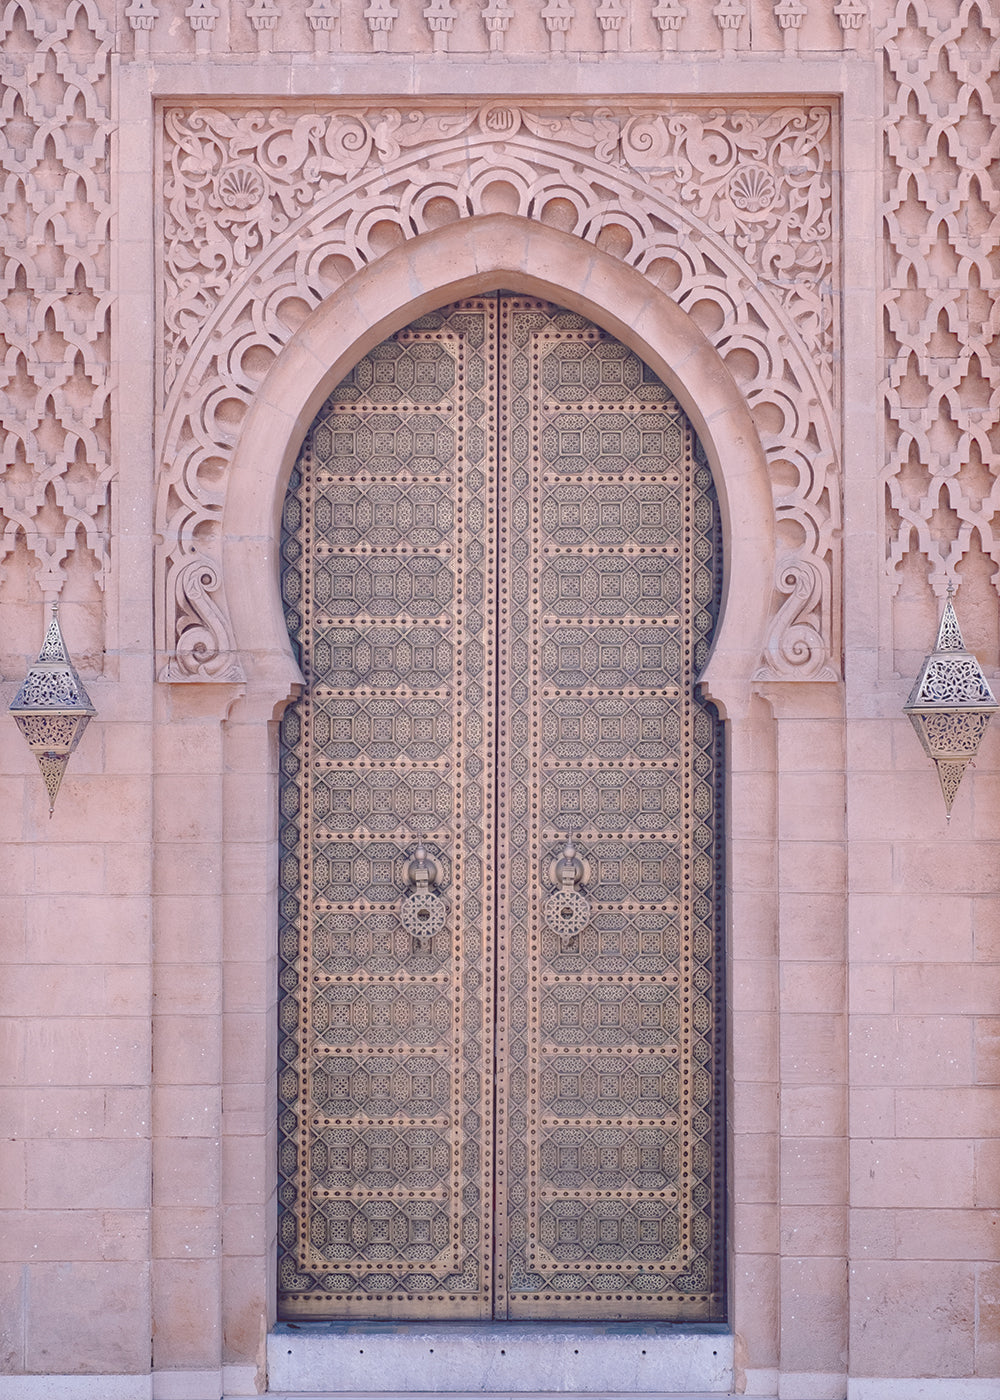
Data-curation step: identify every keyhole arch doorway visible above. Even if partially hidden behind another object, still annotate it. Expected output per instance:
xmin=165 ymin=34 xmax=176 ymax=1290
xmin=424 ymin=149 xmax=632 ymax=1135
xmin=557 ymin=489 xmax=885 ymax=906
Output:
xmin=219 ymin=219 xmax=775 ymax=711
xmin=276 ymin=290 xmax=729 ymax=1323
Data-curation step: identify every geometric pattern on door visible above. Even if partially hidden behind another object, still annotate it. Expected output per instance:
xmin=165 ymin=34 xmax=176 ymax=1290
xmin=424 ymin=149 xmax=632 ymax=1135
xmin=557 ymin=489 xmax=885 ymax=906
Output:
xmin=277 ymin=297 xmax=724 ymax=1321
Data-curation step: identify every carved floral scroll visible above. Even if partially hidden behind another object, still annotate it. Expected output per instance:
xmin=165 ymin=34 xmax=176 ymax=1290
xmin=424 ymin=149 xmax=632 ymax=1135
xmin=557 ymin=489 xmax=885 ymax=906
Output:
xmin=155 ymin=101 xmax=840 ymax=682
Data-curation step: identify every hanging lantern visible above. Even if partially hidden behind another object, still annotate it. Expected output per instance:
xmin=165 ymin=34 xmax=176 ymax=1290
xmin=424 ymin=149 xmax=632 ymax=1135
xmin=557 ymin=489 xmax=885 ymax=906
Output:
xmin=9 ymin=605 xmax=96 ymax=816
xmin=903 ymin=591 xmax=997 ymax=818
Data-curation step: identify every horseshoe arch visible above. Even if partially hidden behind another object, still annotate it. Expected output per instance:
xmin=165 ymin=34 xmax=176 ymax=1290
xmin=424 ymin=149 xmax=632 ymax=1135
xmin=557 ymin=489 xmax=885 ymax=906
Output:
xmin=219 ymin=216 xmax=776 ymax=716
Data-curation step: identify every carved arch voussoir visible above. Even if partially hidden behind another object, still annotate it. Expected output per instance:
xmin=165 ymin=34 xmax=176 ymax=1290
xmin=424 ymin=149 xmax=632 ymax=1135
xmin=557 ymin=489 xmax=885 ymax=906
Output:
xmin=155 ymin=100 xmax=841 ymax=685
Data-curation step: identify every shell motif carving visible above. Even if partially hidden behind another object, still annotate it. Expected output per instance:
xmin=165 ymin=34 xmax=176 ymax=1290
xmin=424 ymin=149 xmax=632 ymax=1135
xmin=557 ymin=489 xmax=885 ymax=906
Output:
xmin=156 ymin=102 xmax=839 ymax=684
xmin=216 ymin=162 xmax=267 ymax=211
xmin=727 ymin=163 xmax=777 ymax=215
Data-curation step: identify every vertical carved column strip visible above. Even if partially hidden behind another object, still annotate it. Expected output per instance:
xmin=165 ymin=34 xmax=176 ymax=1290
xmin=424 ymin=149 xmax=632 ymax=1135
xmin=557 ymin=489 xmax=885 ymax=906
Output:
xmin=595 ymin=0 xmax=626 ymax=50
xmin=125 ymin=0 xmax=160 ymax=53
xmin=541 ymin=0 xmax=574 ymax=51
xmin=834 ymin=0 xmax=865 ymax=47
xmin=365 ymin=0 xmax=397 ymax=49
xmin=247 ymin=0 xmax=281 ymax=50
xmin=774 ymin=0 xmax=806 ymax=51
xmin=482 ymin=0 xmax=514 ymax=49
xmin=652 ymin=0 xmax=686 ymax=50
xmin=186 ymin=0 xmax=219 ymax=50
xmin=713 ymin=0 xmax=746 ymax=50
xmin=424 ymin=0 xmax=457 ymax=50
xmin=307 ymin=0 xmax=340 ymax=50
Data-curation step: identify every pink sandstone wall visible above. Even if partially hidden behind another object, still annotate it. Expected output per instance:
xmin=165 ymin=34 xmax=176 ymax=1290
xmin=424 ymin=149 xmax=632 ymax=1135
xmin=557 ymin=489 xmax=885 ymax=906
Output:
xmin=0 ymin=0 xmax=997 ymax=1397
xmin=0 ymin=1 xmax=155 ymax=1381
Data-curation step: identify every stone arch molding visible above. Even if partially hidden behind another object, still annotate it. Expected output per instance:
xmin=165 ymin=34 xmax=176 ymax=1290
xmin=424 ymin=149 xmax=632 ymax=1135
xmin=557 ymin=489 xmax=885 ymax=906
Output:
xmin=155 ymin=100 xmax=841 ymax=685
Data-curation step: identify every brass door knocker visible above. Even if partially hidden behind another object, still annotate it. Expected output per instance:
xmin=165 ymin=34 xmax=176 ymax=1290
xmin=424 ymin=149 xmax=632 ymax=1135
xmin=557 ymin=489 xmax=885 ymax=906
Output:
xmin=400 ymin=841 xmax=448 ymax=947
xmin=542 ymin=837 xmax=591 ymax=951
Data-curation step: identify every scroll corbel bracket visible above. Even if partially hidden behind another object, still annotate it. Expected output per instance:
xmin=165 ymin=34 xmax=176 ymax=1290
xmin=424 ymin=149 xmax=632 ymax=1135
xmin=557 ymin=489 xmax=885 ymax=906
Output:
xmin=162 ymin=556 xmax=246 ymax=684
xmin=753 ymin=556 xmax=839 ymax=682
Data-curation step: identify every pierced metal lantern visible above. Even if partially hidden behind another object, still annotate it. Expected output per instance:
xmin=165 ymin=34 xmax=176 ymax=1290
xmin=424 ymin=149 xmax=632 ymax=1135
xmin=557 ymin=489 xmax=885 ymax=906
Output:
xmin=9 ymin=605 xmax=96 ymax=815
xmin=904 ymin=593 xmax=998 ymax=818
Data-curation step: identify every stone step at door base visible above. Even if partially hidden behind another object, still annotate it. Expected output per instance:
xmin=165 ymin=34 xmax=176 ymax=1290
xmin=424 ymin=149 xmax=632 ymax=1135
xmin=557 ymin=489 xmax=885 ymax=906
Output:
xmin=268 ymin=1324 xmax=734 ymax=1398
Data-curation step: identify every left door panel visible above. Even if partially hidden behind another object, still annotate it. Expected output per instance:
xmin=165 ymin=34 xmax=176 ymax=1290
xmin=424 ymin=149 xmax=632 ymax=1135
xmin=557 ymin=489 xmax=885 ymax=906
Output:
xmin=277 ymin=301 xmax=498 ymax=1319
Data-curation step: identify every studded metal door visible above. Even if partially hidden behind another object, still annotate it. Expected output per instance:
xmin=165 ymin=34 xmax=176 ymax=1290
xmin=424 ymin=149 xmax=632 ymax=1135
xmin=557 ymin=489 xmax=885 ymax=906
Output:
xmin=277 ymin=297 xmax=724 ymax=1323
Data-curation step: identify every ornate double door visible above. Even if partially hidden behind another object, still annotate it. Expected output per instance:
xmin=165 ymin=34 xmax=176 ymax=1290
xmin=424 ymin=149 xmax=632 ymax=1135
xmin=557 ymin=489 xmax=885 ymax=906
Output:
xmin=277 ymin=296 xmax=724 ymax=1322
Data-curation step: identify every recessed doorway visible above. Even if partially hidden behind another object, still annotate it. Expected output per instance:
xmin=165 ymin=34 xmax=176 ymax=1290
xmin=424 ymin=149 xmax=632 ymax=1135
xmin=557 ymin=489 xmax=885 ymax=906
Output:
xmin=276 ymin=295 xmax=725 ymax=1323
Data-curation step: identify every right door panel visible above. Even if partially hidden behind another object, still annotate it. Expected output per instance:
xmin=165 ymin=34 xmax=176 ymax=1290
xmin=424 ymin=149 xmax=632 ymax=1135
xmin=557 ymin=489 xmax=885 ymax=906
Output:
xmin=494 ymin=297 xmax=725 ymax=1321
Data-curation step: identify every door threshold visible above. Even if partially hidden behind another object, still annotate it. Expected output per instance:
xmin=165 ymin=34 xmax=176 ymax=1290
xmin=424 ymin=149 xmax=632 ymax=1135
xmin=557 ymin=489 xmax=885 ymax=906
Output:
xmin=268 ymin=1322 xmax=733 ymax=1395
xmin=265 ymin=1395 xmax=741 ymax=1400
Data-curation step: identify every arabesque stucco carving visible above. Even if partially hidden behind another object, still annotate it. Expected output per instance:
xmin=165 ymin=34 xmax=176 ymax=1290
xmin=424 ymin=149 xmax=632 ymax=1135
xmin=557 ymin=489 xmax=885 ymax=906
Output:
xmin=155 ymin=101 xmax=840 ymax=683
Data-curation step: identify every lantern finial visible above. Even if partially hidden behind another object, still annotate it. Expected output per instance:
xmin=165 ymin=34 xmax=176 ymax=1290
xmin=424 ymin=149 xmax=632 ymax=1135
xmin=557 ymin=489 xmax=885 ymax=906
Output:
xmin=903 ymin=592 xmax=997 ymax=818
xmin=9 ymin=604 xmax=96 ymax=815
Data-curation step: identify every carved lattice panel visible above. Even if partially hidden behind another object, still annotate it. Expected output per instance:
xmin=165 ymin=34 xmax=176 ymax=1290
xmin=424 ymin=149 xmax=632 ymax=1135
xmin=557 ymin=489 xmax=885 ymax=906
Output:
xmin=881 ymin=1 xmax=1000 ymax=666
xmin=494 ymin=299 xmax=724 ymax=1320
xmin=278 ymin=303 xmax=497 ymax=1318
xmin=0 ymin=0 xmax=113 ymax=670
xmin=279 ymin=296 xmax=723 ymax=1322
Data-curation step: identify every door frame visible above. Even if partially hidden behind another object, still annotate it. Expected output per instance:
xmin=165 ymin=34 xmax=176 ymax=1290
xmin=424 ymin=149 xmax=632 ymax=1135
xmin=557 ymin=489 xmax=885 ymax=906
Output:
xmin=273 ymin=292 xmax=731 ymax=1323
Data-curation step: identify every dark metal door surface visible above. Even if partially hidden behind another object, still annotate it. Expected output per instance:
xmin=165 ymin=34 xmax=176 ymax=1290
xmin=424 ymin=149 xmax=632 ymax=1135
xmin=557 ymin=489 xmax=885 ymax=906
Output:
xmin=277 ymin=297 xmax=724 ymax=1323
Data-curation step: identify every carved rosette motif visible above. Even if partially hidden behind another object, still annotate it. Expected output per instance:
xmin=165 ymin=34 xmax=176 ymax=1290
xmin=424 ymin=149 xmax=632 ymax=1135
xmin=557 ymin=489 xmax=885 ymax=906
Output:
xmin=156 ymin=102 xmax=839 ymax=683
xmin=0 ymin=0 xmax=113 ymax=611
xmin=881 ymin=2 xmax=1000 ymax=613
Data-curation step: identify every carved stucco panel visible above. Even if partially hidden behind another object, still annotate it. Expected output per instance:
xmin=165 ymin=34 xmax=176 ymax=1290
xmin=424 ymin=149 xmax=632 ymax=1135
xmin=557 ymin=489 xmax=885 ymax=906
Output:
xmin=155 ymin=101 xmax=840 ymax=683
xmin=880 ymin=0 xmax=1000 ymax=668
xmin=0 ymin=0 xmax=113 ymax=673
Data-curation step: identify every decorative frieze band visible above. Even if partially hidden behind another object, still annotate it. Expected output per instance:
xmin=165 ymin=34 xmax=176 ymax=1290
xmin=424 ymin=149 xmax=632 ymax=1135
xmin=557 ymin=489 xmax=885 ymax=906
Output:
xmin=125 ymin=0 xmax=868 ymax=55
xmin=156 ymin=101 xmax=840 ymax=684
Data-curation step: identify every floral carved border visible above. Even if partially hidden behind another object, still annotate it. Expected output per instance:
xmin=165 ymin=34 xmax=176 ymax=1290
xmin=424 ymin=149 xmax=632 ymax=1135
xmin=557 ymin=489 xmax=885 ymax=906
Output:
xmin=155 ymin=100 xmax=840 ymax=682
